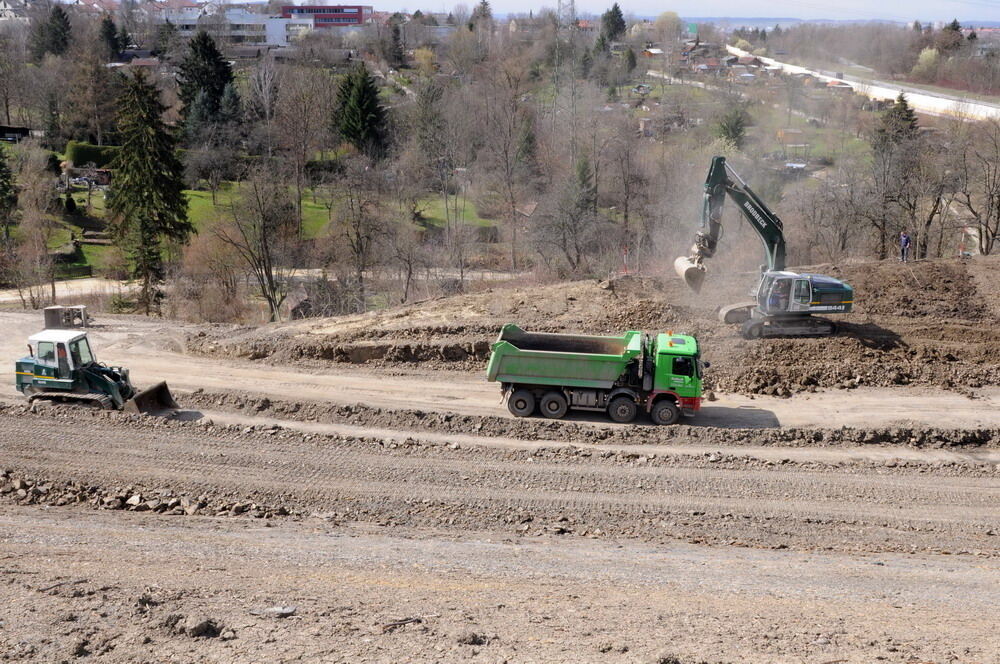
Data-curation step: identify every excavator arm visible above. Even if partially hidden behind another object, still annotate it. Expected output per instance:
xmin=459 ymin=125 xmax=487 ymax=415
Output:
xmin=675 ymin=156 xmax=787 ymax=291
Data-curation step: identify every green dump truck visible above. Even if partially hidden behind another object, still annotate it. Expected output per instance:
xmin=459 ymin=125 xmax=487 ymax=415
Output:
xmin=486 ymin=324 xmax=705 ymax=425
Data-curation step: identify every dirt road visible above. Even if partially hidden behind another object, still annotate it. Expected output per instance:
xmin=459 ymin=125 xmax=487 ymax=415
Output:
xmin=3 ymin=504 xmax=998 ymax=664
xmin=2 ymin=276 xmax=1000 ymax=663
xmin=3 ymin=405 xmax=1000 ymax=662
xmin=0 ymin=310 xmax=996 ymax=430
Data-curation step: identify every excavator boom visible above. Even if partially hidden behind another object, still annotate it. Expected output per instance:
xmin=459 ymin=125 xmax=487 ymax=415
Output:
xmin=674 ymin=156 xmax=786 ymax=290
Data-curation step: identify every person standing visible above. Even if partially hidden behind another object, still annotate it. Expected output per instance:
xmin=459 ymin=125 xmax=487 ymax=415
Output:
xmin=900 ymin=231 xmax=912 ymax=263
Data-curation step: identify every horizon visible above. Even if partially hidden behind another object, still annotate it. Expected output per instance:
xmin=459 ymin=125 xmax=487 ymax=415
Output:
xmin=253 ymin=0 xmax=1000 ymax=25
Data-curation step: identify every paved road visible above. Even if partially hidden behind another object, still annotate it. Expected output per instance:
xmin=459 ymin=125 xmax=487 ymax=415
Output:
xmin=726 ymin=45 xmax=1000 ymax=120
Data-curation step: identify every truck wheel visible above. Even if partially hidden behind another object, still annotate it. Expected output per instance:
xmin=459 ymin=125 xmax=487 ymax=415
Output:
xmin=607 ymin=396 xmax=637 ymax=424
xmin=741 ymin=320 xmax=764 ymax=340
xmin=507 ymin=389 xmax=536 ymax=417
xmin=540 ymin=392 xmax=568 ymax=419
xmin=651 ymin=399 xmax=680 ymax=426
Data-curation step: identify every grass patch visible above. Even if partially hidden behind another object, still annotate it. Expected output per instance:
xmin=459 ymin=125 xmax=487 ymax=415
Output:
xmin=418 ymin=196 xmax=493 ymax=228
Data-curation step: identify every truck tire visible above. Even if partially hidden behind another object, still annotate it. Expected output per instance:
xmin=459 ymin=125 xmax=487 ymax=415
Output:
xmin=607 ymin=396 xmax=637 ymax=424
xmin=539 ymin=392 xmax=568 ymax=419
xmin=651 ymin=399 xmax=680 ymax=426
xmin=507 ymin=388 xmax=536 ymax=417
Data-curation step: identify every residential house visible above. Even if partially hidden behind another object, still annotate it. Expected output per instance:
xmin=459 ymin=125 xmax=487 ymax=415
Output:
xmin=0 ymin=0 xmax=28 ymax=23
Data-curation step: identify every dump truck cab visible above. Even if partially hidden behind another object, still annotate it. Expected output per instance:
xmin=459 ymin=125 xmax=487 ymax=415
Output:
xmin=650 ymin=332 xmax=703 ymax=417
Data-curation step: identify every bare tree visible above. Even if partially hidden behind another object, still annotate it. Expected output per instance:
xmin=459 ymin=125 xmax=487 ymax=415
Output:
xmin=275 ymin=63 xmax=334 ymax=231
xmin=325 ymin=160 xmax=389 ymax=312
xmin=477 ymin=59 xmax=532 ymax=270
xmin=214 ymin=169 xmax=300 ymax=322
xmin=953 ymin=119 xmax=1000 ymax=255
xmin=246 ymin=56 xmax=279 ymax=157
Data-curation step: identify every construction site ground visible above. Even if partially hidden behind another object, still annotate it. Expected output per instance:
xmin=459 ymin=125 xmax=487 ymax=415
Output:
xmin=2 ymin=256 xmax=999 ymax=663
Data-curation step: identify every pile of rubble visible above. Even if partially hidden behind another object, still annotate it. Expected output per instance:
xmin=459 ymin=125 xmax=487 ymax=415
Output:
xmin=0 ymin=469 xmax=297 ymax=519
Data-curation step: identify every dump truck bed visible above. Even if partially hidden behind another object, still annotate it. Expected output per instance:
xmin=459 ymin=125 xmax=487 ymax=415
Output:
xmin=486 ymin=324 xmax=642 ymax=389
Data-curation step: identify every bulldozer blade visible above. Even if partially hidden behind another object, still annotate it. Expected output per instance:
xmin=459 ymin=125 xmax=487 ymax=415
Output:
xmin=123 ymin=381 xmax=179 ymax=414
xmin=674 ymin=256 xmax=706 ymax=292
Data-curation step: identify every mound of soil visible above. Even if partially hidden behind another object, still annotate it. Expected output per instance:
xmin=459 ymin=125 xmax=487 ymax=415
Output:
xmin=187 ymin=257 xmax=1000 ymax=396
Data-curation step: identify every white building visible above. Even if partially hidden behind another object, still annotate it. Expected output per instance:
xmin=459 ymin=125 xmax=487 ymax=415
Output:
xmin=160 ymin=7 xmax=314 ymax=47
xmin=0 ymin=0 xmax=29 ymax=23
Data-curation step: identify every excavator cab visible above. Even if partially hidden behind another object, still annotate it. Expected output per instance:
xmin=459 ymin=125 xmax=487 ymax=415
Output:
xmin=757 ymin=272 xmax=813 ymax=315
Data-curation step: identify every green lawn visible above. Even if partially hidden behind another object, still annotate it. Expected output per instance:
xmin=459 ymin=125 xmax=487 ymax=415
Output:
xmin=185 ymin=188 xmax=331 ymax=238
xmin=418 ymin=196 xmax=493 ymax=228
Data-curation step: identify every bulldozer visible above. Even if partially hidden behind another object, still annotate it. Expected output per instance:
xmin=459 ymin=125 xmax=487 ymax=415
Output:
xmin=15 ymin=330 xmax=178 ymax=413
xmin=675 ymin=156 xmax=854 ymax=339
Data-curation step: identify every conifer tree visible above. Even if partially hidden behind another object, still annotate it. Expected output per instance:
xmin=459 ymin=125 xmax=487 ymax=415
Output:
xmin=31 ymin=6 xmax=72 ymax=61
xmin=875 ymin=93 xmax=919 ymax=146
xmin=99 ymin=15 xmax=119 ymax=61
xmin=337 ymin=63 xmax=388 ymax=159
xmin=625 ymin=46 xmax=637 ymax=72
xmin=0 ymin=148 xmax=16 ymax=241
xmin=600 ymin=3 xmax=626 ymax=42
xmin=177 ymin=31 xmax=233 ymax=121
xmin=109 ymin=71 xmax=191 ymax=315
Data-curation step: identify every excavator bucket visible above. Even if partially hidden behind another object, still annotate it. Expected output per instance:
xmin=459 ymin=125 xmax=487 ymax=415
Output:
xmin=123 ymin=381 xmax=179 ymax=414
xmin=674 ymin=256 xmax=706 ymax=292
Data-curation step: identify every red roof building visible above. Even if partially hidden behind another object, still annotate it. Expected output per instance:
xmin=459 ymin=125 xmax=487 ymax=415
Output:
xmin=280 ymin=5 xmax=372 ymax=27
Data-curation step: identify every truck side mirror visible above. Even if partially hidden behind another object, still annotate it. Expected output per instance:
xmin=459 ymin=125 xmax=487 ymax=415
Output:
xmin=27 ymin=344 xmax=33 ymax=358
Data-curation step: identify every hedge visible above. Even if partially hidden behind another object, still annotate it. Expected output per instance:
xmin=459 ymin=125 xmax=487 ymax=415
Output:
xmin=64 ymin=141 xmax=120 ymax=168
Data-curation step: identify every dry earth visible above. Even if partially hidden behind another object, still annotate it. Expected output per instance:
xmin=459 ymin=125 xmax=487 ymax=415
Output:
xmin=2 ymin=255 xmax=1000 ymax=663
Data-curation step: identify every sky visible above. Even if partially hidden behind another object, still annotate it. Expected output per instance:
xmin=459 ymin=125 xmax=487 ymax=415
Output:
xmin=400 ymin=0 xmax=1000 ymax=23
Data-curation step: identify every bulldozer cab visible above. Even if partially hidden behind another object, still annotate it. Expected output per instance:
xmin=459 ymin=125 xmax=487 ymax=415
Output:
xmin=26 ymin=331 xmax=93 ymax=383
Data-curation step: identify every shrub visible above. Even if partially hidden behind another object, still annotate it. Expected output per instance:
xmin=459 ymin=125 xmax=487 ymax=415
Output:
xmin=64 ymin=140 xmax=120 ymax=168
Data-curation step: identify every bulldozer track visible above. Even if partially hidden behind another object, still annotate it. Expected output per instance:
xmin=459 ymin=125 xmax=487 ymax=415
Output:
xmin=3 ymin=410 xmax=997 ymax=556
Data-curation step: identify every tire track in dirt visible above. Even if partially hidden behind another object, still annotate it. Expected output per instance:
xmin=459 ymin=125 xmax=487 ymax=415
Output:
xmin=3 ymin=408 xmax=998 ymax=556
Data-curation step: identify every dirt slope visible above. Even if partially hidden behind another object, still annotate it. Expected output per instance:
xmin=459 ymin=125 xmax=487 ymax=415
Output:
xmin=183 ymin=256 xmax=1000 ymax=397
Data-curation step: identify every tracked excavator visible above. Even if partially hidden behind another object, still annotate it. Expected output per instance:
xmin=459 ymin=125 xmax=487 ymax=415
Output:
xmin=674 ymin=156 xmax=854 ymax=340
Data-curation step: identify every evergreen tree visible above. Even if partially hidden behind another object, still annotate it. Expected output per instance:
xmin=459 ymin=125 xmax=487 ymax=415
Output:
xmin=184 ymin=89 xmax=212 ymax=141
xmin=578 ymin=49 xmax=593 ymax=77
xmin=412 ymin=9 xmax=423 ymax=19
xmin=600 ymin=3 xmax=626 ymax=42
xmin=218 ymin=83 xmax=242 ymax=126
xmin=716 ymin=106 xmax=747 ymax=149
xmin=0 ymin=148 xmax=16 ymax=241
xmin=177 ymin=31 xmax=233 ymax=121
xmin=337 ymin=63 xmax=388 ymax=159
xmin=624 ymin=46 xmax=636 ymax=73
xmin=945 ymin=18 xmax=961 ymax=33
xmin=31 ymin=6 xmax=72 ymax=61
xmin=594 ymin=34 xmax=608 ymax=54
xmin=117 ymin=26 xmax=131 ymax=52
xmin=154 ymin=20 xmax=178 ymax=55
xmin=968 ymin=30 xmax=978 ymax=42
xmin=471 ymin=0 xmax=492 ymax=22
xmin=389 ymin=23 xmax=404 ymax=66
xmin=875 ymin=93 xmax=919 ymax=146
xmin=912 ymin=20 xmax=922 ymax=32
xmin=109 ymin=70 xmax=192 ymax=315
xmin=446 ymin=12 xmax=455 ymax=25
xmin=99 ymin=15 xmax=120 ymax=61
